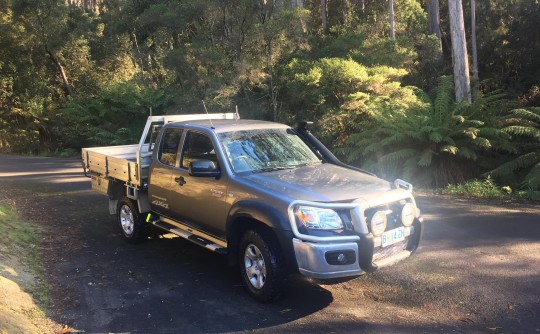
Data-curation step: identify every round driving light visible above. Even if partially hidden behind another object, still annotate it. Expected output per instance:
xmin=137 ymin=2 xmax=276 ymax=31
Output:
xmin=401 ymin=203 xmax=416 ymax=227
xmin=370 ymin=210 xmax=387 ymax=236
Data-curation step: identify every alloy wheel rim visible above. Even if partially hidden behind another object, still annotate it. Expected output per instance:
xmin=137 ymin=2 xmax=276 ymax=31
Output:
xmin=119 ymin=204 xmax=135 ymax=236
xmin=244 ymin=244 xmax=266 ymax=289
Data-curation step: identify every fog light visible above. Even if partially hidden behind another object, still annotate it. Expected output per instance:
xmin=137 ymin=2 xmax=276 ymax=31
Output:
xmin=370 ymin=210 xmax=388 ymax=236
xmin=325 ymin=250 xmax=356 ymax=265
xmin=401 ymin=203 xmax=416 ymax=227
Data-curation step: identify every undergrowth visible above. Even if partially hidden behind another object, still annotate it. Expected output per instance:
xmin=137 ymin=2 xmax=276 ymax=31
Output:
xmin=0 ymin=203 xmax=50 ymax=306
xmin=442 ymin=177 xmax=540 ymax=201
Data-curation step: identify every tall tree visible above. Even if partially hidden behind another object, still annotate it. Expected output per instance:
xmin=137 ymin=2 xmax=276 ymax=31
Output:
xmin=389 ymin=0 xmax=395 ymax=39
xmin=427 ymin=0 xmax=442 ymax=61
xmin=448 ymin=0 xmax=471 ymax=103
xmin=321 ymin=0 xmax=327 ymax=32
xmin=471 ymin=0 xmax=478 ymax=80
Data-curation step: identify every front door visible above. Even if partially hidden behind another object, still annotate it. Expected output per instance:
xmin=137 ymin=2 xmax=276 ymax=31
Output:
xmin=168 ymin=130 xmax=228 ymax=239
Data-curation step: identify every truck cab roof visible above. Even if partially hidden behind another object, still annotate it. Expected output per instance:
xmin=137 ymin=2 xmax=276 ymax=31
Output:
xmin=168 ymin=119 xmax=290 ymax=134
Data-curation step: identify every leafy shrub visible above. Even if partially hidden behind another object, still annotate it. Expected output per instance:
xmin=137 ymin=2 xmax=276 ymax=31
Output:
xmin=55 ymin=82 xmax=175 ymax=149
xmin=343 ymin=76 xmax=514 ymax=187
xmin=443 ymin=177 xmax=510 ymax=198
xmin=278 ymin=57 xmax=424 ymax=147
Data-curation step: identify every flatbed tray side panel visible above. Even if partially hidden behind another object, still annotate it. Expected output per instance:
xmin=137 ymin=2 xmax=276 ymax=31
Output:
xmin=82 ymin=145 xmax=141 ymax=186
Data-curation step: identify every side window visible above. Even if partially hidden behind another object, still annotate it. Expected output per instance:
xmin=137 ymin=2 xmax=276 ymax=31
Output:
xmin=181 ymin=131 xmax=217 ymax=169
xmin=158 ymin=128 xmax=183 ymax=167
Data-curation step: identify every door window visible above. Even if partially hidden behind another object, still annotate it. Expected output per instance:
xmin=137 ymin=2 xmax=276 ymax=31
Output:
xmin=181 ymin=131 xmax=217 ymax=169
xmin=158 ymin=128 xmax=183 ymax=167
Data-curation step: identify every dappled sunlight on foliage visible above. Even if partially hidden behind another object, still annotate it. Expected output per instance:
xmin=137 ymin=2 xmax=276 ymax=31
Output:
xmin=342 ymin=76 xmax=520 ymax=187
xmin=0 ymin=0 xmax=538 ymax=189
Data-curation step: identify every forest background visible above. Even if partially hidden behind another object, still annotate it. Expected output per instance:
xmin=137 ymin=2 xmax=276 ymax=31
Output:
xmin=0 ymin=0 xmax=539 ymax=194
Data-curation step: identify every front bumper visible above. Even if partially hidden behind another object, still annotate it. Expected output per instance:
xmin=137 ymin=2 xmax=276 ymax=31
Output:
xmin=293 ymin=218 xmax=423 ymax=280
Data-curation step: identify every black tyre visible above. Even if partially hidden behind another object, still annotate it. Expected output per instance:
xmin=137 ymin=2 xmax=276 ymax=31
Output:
xmin=239 ymin=229 xmax=287 ymax=302
xmin=117 ymin=197 xmax=148 ymax=244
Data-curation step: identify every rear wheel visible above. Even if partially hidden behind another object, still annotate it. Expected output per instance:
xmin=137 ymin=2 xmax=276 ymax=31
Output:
xmin=117 ymin=197 xmax=148 ymax=244
xmin=239 ymin=229 xmax=287 ymax=302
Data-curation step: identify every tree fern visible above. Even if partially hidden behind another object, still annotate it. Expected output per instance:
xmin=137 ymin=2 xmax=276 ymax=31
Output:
xmin=342 ymin=75 xmax=515 ymax=187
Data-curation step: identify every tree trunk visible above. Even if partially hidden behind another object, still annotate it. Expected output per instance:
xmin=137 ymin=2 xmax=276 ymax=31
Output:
xmin=46 ymin=49 xmax=76 ymax=98
xmin=389 ymin=0 xmax=395 ymax=39
xmin=471 ymin=0 xmax=478 ymax=80
xmin=321 ymin=0 xmax=328 ymax=32
xmin=342 ymin=0 xmax=348 ymax=25
xmin=427 ymin=0 xmax=443 ymax=61
xmin=448 ymin=0 xmax=471 ymax=103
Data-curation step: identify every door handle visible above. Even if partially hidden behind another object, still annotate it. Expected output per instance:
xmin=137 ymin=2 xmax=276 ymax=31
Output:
xmin=175 ymin=176 xmax=186 ymax=186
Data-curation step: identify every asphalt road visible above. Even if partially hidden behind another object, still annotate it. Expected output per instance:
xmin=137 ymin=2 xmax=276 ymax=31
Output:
xmin=0 ymin=154 xmax=539 ymax=334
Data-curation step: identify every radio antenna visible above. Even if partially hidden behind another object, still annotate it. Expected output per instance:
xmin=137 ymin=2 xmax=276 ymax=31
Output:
xmin=202 ymin=100 xmax=215 ymax=129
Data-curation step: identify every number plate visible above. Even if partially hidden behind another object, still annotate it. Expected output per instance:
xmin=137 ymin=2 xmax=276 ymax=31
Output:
xmin=381 ymin=227 xmax=405 ymax=247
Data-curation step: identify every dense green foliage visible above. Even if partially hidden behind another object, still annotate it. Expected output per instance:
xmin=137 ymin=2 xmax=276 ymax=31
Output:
xmin=0 ymin=0 xmax=539 ymax=190
xmin=486 ymin=107 xmax=540 ymax=190
xmin=443 ymin=176 xmax=512 ymax=199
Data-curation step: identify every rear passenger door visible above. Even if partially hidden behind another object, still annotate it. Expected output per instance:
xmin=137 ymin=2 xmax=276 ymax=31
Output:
xmin=167 ymin=130 xmax=229 ymax=239
xmin=148 ymin=127 xmax=183 ymax=218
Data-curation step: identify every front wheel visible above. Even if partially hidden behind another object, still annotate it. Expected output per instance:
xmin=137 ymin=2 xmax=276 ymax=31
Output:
xmin=239 ymin=230 xmax=287 ymax=302
xmin=117 ymin=197 xmax=148 ymax=244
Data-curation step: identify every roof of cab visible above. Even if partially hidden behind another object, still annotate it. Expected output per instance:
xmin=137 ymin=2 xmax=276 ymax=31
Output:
xmin=168 ymin=119 xmax=290 ymax=133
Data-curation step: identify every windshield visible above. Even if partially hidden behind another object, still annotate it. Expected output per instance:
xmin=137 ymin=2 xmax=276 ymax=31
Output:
xmin=219 ymin=128 xmax=321 ymax=173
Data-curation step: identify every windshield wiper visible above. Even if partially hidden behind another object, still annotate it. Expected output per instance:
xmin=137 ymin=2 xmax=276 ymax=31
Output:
xmin=258 ymin=166 xmax=294 ymax=172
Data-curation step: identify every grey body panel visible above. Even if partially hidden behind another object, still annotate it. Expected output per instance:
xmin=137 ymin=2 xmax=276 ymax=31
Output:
xmin=243 ymin=163 xmax=392 ymax=202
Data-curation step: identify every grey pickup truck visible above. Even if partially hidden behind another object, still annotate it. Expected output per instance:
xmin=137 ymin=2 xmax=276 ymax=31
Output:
xmin=82 ymin=113 xmax=423 ymax=302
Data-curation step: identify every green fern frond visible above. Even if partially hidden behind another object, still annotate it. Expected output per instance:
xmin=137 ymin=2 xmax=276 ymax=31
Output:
xmin=478 ymin=127 xmax=511 ymax=140
xmin=508 ymin=108 xmax=540 ymax=124
xmin=504 ymin=126 xmax=540 ymax=139
xmin=417 ymin=149 xmax=434 ymax=167
xmin=456 ymin=146 xmax=478 ymax=160
xmin=496 ymin=140 xmax=519 ymax=154
xmin=489 ymin=152 xmax=540 ymax=176
xmin=402 ymin=157 xmax=420 ymax=181
xmin=522 ymin=163 xmax=540 ymax=190
xmin=428 ymin=131 xmax=444 ymax=143
xmin=433 ymin=76 xmax=454 ymax=120
xmin=439 ymin=135 xmax=456 ymax=146
xmin=363 ymin=142 xmax=384 ymax=154
xmin=378 ymin=148 xmax=417 ymax=165
xmin=379 ymin=133 xmax=412 ymax=148
xmin=473 ymin=137 xmax=492 ymax=149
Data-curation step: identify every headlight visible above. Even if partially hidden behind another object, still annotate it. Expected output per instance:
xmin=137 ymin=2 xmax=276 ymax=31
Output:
xmin=370 ymin=210 xmax=388 ymax=236
xmin=401 ymin=203 xmax=416 ymax=227
xmin=295 ymin=206 xmax=343 ymax=230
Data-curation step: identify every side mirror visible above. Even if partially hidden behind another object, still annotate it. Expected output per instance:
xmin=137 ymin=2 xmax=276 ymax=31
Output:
xmin=189 ymin=160 xmax=221 ymax=177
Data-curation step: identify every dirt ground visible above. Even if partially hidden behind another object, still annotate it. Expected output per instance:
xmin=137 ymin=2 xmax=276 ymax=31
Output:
xmin=0 ymin=198 xmax=62 ymax=334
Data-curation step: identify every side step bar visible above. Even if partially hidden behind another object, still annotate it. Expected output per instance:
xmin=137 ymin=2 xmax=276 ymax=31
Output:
xmin=148 ymin=218 xmax=227 ymax=254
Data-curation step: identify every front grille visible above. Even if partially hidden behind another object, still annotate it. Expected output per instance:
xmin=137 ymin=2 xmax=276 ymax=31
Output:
xmin=372 ymin=238 xmax=408 ymax=262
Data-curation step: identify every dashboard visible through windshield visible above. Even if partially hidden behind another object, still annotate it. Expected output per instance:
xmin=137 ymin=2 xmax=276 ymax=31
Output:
xmin=219 ymin=128 xmax=321 ymax=173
